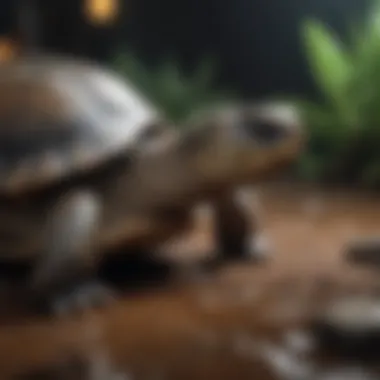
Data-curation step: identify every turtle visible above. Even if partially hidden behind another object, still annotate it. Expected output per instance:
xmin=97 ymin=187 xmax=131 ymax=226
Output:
xmin=0 ymin=54 xmax=304 ymax=315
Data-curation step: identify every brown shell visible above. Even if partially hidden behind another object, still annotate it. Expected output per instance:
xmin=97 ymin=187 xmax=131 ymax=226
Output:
xmin=0 ymin=54 xmax=161 ymax=195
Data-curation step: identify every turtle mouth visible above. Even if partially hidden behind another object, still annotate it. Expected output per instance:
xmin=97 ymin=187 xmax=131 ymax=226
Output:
xmin=234 ymin=138 xmax=303 ymax=182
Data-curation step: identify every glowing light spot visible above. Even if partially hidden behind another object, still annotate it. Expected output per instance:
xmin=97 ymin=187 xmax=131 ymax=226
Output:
xmin=0 ymin=38 xmax=17 ymax=62
xmin=84 ymin=0 xmax=120 ymax=26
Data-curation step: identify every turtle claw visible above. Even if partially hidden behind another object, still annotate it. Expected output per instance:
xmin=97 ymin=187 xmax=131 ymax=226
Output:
xmin=245 ymin=234 xmax=272 ymax=263
xmin=50 ymin=282 xmax=117 ymax=316
xmin=216 ymin=234 xmax=272 ymax=265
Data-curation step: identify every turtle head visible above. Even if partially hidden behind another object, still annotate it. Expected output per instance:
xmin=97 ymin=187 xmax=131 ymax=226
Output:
xmin=182 ymin=101 xmax=305 ymax=186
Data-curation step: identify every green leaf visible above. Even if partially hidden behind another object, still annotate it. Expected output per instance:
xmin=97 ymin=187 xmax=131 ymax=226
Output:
xmin=112 ymin=49 xmax=236 ymax=124
xmin=302 ymin=19 xmax=354 ymax=125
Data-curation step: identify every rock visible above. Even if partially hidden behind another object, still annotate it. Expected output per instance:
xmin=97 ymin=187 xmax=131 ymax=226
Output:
xmin=311 ymin=296 xmax=380 ymax=358
xmin=344 ymin=238 xmax=380 ymax=267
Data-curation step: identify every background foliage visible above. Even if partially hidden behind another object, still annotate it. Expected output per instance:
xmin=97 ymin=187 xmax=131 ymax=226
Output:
xmin=113 ymin=51 xmax=236 ymax=124
xmin=113 ymin=0 xmax=380 ymax=189
xmin=296 ymin=0 xmax=380 ymax=187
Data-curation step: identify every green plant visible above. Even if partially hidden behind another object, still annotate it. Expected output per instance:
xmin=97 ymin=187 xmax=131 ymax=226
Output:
xmin=295 ymin=0 xmax=380 ymax=187
xmin=113 ymin=51 xmax=236 ymax=124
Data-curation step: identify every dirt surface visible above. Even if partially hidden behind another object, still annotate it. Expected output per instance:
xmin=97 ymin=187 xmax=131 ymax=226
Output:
xmin=1 ymin=184 xmax=380 ymax=379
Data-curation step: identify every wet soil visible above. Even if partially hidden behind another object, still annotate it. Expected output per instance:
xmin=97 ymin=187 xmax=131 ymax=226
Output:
xmin=1 ymin=184 xmax=380 ymax=380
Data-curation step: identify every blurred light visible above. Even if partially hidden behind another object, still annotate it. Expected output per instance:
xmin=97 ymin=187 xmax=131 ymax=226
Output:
xmin=83 ymin=0 xmax=119 ymax=26
xmin=0 ymin=38 xmax=17 ymax=62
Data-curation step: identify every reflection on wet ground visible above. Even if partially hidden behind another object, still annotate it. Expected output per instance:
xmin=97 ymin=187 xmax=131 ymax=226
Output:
xmin=1 ymin=184 xmax=380 ymax=380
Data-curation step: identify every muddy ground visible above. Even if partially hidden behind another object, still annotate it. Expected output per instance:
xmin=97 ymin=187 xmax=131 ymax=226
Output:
xmin=1 ymin=184 xmax=380 ymax=379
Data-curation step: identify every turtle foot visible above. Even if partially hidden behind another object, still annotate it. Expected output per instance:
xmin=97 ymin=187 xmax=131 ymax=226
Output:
xmin=33 ymin=280 xmax=117 ymax=316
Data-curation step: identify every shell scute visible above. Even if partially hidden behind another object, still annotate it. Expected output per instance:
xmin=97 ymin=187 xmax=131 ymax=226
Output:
xmin=0 ymin=55 xmax=160 ymax=194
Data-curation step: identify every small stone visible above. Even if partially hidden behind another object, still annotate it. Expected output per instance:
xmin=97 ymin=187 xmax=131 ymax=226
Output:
xmin=312 ymin=296 xmax=380 ymax=358
xmin=344 ymin=237 xmax=380 ymax=267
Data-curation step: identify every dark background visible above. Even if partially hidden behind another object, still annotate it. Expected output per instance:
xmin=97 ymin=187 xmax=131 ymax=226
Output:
xmin=0 ymin=0 xmax=370 ymax=99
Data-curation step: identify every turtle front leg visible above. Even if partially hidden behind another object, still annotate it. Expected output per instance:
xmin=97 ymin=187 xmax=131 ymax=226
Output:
xmin=30 ymin=190 xmax=115 ymax=315
xmin=211 ymin=188 xmax=271 ymax=264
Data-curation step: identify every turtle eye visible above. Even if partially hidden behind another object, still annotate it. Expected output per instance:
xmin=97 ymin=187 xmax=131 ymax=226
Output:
xmin=241 ymin=118 xmax=286 ymax=144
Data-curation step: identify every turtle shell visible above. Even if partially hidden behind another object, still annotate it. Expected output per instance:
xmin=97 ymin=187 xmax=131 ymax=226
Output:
xmin=0 ymin=54 xmax=162 ymax=195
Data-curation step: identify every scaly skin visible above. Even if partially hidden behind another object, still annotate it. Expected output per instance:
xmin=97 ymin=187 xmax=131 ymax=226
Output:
xmin=0 ymin=98 xmax=304 ymax=314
